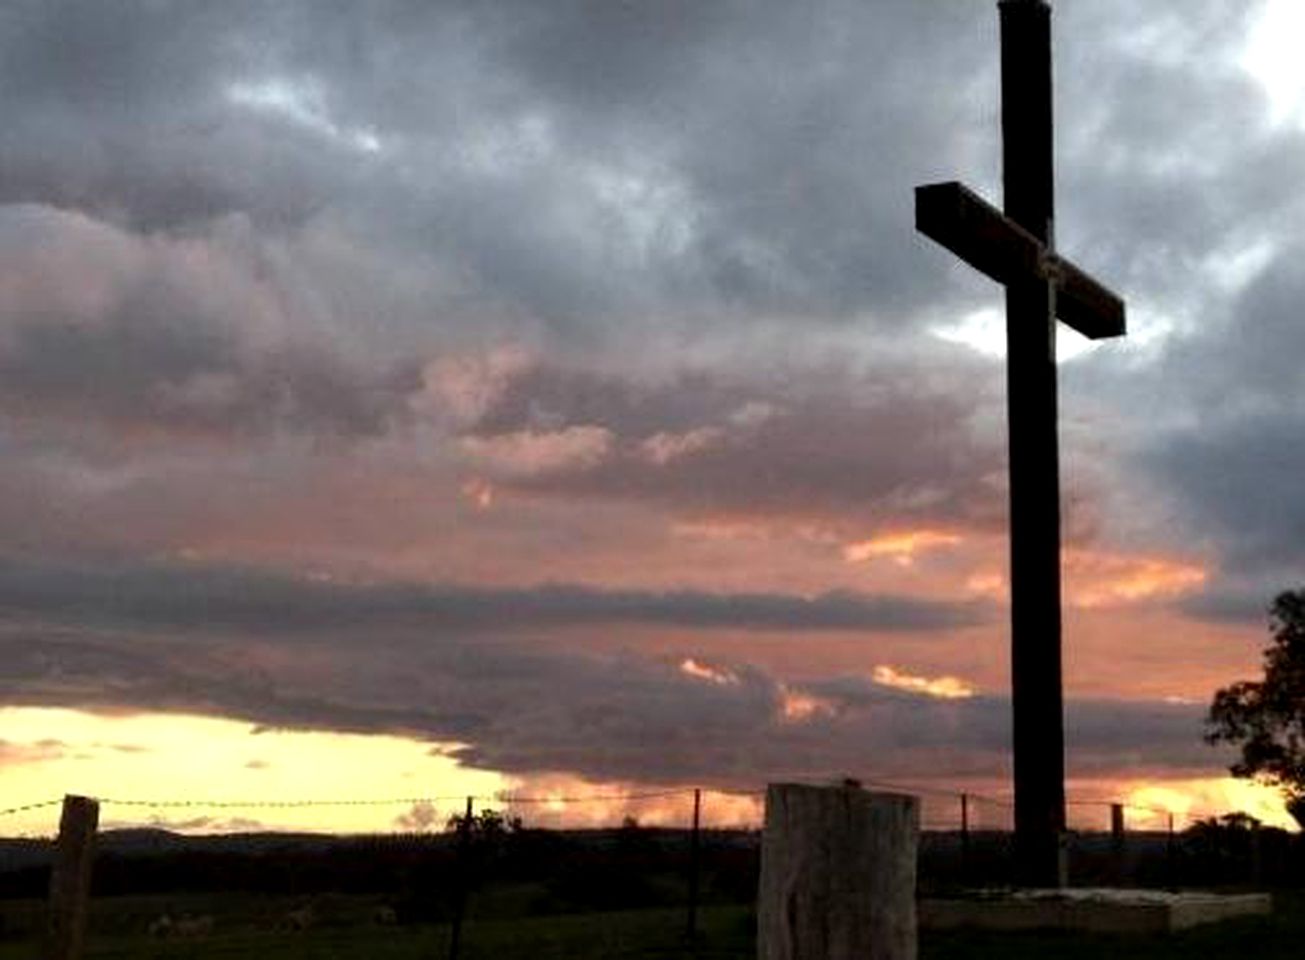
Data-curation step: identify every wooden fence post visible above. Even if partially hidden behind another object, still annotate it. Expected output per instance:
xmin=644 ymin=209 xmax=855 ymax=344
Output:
xmin=758 ymin=783 xmax=918 ymax=960
xmin=43 ymin=795 xmax=99 ymax=960
xmin=1110 ymin=803 xmax=1125 ymax=885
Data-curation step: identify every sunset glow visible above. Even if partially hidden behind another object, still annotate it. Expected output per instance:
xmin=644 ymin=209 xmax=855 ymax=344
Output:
xmin=843 ymin=531 xmax=964 ymax=566
xmin=872 ymin=666 xmax=977 ymax=700
xmin=0 ymin=2 xmax=1297 ymax=847
xmin=1120 ymin=778 xmax=1297 ymax=832
xmin=779 ymin=687 xmax=839 ymax=722
xmin=0 ymin=707 xmax=507 ymax=836
xmin=1065 ymin=550 xmax=1208 ymax=609
xmin=680 ymin=658 xmax=740 ymax=687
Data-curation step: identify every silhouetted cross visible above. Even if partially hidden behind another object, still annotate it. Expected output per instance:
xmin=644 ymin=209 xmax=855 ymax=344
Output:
xmin=914 ymin=0 xmax=1126 ymax=887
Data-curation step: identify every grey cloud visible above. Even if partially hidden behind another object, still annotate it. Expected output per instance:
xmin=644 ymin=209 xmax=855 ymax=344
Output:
xmin=1132 ymin=245 xmax=1305 ymax=576
xmin=0 ymin=619 xmax=1215 ymax=788
xmin=0 ymin=206 xmax=421 ymax=439
xmin=1177 ymin=589 xmax=1272 ymax=626
xmin=422 ymin=672 xmax=1219 ymax=785
xmin=1056 ymin=2 xmax=1270 ymax=288
xmin=1174 ymin=574 xmax=1287 ymax=627
xmin=1146 ymin=410 xmax=1305 ymax=570
xmin=0 ymin=0 xmax=1273 ymax=343
xmin=806 ymin=676 xmax=1215 ymax=777
xmin=0 ymin=0 xmax=998 ymax=329
xmin=0 ymin=555 xmax=992 ymax=636
xmin=459 ymin=356 xmax=1010 ymax=532
xmin=0 ymin=1 xmax=344 ymax=231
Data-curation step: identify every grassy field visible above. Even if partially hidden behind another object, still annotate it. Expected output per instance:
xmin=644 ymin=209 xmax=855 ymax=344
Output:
xmin=2 ymin=892 xmax=1304 ymax=958
xmin=0 ymin=898 xmax=753 ymax=960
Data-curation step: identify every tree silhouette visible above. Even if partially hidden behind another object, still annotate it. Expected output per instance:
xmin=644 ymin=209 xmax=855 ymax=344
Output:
xmin=445 ymin=808 xmax=522 ymax=841
xmin=1206 ymin=590 xmax=1305 ymax=827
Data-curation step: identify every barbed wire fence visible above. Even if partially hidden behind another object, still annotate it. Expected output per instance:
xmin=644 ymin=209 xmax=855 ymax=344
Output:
xmin=0 ymin=779 xmax=1278 ymax=854
xmin=0 ymin=781 xmax=1294 ymax=958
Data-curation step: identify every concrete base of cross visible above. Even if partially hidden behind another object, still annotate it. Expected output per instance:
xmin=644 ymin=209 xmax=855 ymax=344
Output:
xmin=920 ymin=888 xmax=1272 ymax=934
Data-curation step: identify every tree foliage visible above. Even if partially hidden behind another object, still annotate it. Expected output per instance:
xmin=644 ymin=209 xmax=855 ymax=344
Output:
xmin=444 ymin=808 xmax=522 ymax=840
xmin=1206 ymin=590 xmax=1305 ymax=826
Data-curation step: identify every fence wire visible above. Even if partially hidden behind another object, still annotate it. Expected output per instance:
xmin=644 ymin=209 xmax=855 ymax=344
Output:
xmin=0 ymin=782 xmax=1274 ymax=835
xmin=0 ymin=781 xmax=1295 ymax=955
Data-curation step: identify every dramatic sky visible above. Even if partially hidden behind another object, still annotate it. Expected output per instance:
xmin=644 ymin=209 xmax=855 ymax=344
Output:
xmin=2 ymin=0 xmax=1304 ymax=833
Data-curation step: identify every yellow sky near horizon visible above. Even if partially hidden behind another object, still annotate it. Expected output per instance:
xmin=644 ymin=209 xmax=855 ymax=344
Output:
xmin=0 ymin=705 xmax=1294 ymax=837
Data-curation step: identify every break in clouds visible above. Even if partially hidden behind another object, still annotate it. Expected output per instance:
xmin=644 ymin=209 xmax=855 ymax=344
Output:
xmin=0 ymin=0 xmax=1297 ymax=790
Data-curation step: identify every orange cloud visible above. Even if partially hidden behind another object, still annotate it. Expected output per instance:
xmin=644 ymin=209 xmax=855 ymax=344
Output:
xmin=679 ymin=658 xmax=739 ymax=686
xmin=872 ymin=665 xmax=976 ymax=699
xmin=843 ymin=530 xmax=962 ymax=567
xmin=778 ymin=686 xmax=838 ymax=723
xmin=1065 ymin=550 xmax=1207 ymax=609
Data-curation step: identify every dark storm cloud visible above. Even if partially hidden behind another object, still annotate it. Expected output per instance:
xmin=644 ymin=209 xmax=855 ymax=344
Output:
xmin=1175 ymin=583 xmax=1276 ymax=628
xmin=1133 ymin=246 xmax=1305 ymax=586
xmin=1147 ymin=407 xmax=1305 ymax=571
xmin=0 ymin=1 xmax=349 ymax=231
xmin=0 ymin=0 xmax=1277 ymax=350
xmin=0 ymin=555 xmax=992 ymax=636
xmin=456 ymin=0 xmax=999 ymax=322
xmin=0 ymin=617 xmax=1212 ymax=787
xmin=0 ymin=0 xmax=1001 ymax=331
xmin=446 ymin=684 xmax=1216 ymax=785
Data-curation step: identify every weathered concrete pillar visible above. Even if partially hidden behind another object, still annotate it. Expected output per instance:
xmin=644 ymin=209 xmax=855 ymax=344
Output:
xmin=758 ymin=783 xmax=918 ymax=960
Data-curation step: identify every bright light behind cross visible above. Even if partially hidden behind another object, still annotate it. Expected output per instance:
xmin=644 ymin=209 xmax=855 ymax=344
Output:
xmin=931 ymin=307 xmax=1097 ymax=362
xmin=1241 ymin=0 xmax=1305 ymax=126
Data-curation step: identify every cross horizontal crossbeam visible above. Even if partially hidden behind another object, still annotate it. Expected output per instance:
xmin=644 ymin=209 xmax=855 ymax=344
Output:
xmin=915 ymin=181 xmax=1125 ymax=340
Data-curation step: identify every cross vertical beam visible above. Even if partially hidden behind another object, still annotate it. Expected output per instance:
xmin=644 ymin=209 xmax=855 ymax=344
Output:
xmin=915 ymin=0 xmax=1127 ymax=890
xmin=1000 ymin=0 xmax=1066 ymax=889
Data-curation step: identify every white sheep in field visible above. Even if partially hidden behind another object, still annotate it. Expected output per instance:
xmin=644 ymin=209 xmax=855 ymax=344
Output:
xmin=279 ymin=905 xmax=314 ymax=932
xmin=373 ymin=905 xmax=397 ymax=925
xmin=147 ymin=914 xmax=173 ymax=938
xmin=173 ymin=914 xmax=214 ymax=937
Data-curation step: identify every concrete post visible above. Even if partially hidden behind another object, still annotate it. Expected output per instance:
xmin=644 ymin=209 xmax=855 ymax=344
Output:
xmin=758 ymin=783 xmax=918 ymax=960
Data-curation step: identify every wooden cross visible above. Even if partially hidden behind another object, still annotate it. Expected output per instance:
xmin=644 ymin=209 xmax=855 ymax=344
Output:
xmin=914 ymin=0 xmax=1126 ymax=887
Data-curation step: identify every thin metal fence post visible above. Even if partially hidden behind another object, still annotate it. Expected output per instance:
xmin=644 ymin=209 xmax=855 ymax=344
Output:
xmin=1251 ymin=821 xmax=1263 ymax=887
xmin=1174 ymin=808 xmax=1184 ymax=892
xmin=685 ymin=788 xmax=701 ymax=942
xmin=1110 ymin=803 xmax=1125 ymax=885
xmin=43 ymin=795 xmax=99 ymax=960
xmin=448 ymin=796 xmax=473 ymax=960
xmin=960 ymin=793 xmax=971 ymax=886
